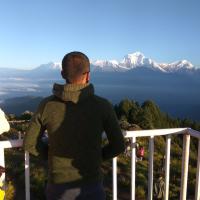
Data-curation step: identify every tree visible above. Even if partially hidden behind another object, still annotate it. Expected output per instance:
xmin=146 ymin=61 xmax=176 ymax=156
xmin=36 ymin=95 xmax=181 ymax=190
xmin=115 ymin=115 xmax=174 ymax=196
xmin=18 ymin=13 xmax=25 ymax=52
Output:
xmin=128 ymin=102 xmax=141 ymax=124
xmin=141 ymin=100 xmax=166 ymax=129
xmin=117 ymin=99 xmax=141 ymax=123
xmin=19 ymin=110 xmax=33 ymax=120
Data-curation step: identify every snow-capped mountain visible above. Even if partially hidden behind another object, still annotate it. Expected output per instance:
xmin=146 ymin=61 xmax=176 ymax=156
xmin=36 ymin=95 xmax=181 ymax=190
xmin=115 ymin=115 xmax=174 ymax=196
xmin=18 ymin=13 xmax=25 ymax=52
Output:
xmin=0 ymin=52 xmax=198 ymax=80
xmin=159 ymin=60 xmax=194 ymax=72
xmin=17 ymin=52 xmax=196 ymax=74
xmin=120 ymin=52 xmax=155 ymax=69
xmin=90 ymin=52 xmax=197 ymax=73
xmin=32 ymin=62 xmax=61 ymax=71
xmin=91 ymin=60 xmax=117 ymax=71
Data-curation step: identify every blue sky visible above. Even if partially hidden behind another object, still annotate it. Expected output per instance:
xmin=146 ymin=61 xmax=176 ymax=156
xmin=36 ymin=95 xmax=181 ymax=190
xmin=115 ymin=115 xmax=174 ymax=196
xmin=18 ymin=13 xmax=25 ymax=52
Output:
xmin=0 ymin=0 xmax=199 ymax=68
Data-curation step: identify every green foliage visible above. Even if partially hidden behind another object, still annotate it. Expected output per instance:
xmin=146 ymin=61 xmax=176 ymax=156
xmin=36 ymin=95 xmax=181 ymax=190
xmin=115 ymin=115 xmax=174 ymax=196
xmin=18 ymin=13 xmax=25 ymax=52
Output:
xmin=136 ymin=186 xmax=146 ymax=199
xmin=115 ymin=99 xmax=141 ymax=124
xmin=118 ymin=99 xmax=134 ymax=117
xmin=116 ymin=98 xmax=200 ymax=130
xmin=5 ymin=181 xmax=15 ymax=200
xmin=30 ymin=165 xmax=47 ymax=199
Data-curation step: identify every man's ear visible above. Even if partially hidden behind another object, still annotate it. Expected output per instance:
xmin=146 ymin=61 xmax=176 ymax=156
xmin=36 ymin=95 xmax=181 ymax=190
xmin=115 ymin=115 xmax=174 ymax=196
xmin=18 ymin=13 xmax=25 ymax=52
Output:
xmin=86 ymin=72 xmax=90 ymax=83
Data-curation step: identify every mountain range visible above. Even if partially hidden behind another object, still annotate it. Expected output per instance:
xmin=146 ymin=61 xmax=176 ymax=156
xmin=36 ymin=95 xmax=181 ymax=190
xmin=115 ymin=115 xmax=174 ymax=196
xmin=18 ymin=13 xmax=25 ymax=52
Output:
xmin=91 ymin=52 xmax=198 ymax=73
xmin=0 ymin=52 xmax=200 ymax=120
xmin=0 ymin=52 xmax=199 ymax=77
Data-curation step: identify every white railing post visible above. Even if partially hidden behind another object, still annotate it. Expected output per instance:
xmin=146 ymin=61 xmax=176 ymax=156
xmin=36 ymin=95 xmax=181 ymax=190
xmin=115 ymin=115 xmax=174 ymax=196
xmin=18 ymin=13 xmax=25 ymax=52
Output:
xmin=195 ymin=139 xmax=200 ymax=200
xmin=180 ymin=133 xmax=190 ymax=200
xmin=131 ymin=136 xmax=136 ymax=200
xmin=164 ymin=135 xmax=171 ymax=200
xmin=113 ymin=157 xmax=117 ymax=200
xmin=148 ymin=136 xmax=154 ymax=200
xmin=25 ymin=151 xmax=30 ymax=200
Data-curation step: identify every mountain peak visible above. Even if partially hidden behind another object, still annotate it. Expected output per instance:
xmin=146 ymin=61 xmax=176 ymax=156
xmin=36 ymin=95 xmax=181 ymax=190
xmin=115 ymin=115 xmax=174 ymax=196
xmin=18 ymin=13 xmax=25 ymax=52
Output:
xmin=160 ymin=59 xmax=194 ymax=72
xmin=177 ymin=60 xmax=193 ymax=68
xmin=121 ymin=52 xmax=145 ymax=67
xmin=34 ymin=62 xmax=61 ymax=71
xmin=127 ymin=51 xmax=144 ymax=57
xmin=52 ymin=62 xmax=61 ymax=70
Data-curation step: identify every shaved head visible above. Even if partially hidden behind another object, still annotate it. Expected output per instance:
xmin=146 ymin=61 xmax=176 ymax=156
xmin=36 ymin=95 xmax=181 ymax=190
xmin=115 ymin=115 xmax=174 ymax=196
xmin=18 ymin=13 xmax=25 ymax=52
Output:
xmin=61 ymin=51 xmax=90 ymax=83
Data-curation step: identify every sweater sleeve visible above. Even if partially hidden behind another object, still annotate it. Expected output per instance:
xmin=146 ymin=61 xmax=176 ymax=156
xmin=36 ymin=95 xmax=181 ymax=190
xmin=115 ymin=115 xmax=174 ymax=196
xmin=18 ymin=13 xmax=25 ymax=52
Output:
xmin=102 ymin=102 xmax=125 ymax=160
xmin=23 ymin=100 xmax=47 ymax=157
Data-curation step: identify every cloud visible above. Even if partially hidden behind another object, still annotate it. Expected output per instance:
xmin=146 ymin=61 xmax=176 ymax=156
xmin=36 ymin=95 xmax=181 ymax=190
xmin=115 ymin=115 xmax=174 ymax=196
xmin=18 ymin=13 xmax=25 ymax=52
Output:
xmin=0 ymin=91 xmax=7 ymax=95
xmin=26 ymin=88 xmax=38 ymax=92
xmin=0 ymin=77 xmax=26 ymax=81
xmin=0 ymin=79 xmax=40 ymax=95
xmin=8 ymin=77 xmax=26 ymax=81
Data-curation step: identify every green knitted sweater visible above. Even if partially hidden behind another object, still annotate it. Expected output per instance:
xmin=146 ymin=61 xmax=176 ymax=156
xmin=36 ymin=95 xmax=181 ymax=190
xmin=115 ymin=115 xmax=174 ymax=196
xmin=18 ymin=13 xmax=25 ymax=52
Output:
xmin=23 ymin=83 xmax=125 ymax=186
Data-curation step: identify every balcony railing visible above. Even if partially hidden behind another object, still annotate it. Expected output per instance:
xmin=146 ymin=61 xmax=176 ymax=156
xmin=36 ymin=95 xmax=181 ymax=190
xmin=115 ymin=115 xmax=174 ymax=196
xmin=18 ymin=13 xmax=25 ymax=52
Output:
xmin=0 ymin=128 xmax=200 ymax=200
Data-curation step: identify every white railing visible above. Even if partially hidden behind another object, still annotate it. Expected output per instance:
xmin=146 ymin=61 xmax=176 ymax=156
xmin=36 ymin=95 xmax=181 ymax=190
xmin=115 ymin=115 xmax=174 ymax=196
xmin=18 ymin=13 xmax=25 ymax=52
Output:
xmin=0 ymin=137 xmax=30 ymax=200
xmin=0 ymin=128 xmax=200 ymax=200
xmin=113 ymin=128 xmax=200 ymax=200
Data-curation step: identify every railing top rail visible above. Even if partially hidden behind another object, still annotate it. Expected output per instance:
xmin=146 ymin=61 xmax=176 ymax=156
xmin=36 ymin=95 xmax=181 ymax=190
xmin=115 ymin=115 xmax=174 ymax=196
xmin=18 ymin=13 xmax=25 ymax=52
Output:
xmin=123 ymin=128 xmax=200 ymax=139
xmin=189 ymin=129 xmax=200 ymax=139
xmin=1 ymin=128 xmax=200 ymax=149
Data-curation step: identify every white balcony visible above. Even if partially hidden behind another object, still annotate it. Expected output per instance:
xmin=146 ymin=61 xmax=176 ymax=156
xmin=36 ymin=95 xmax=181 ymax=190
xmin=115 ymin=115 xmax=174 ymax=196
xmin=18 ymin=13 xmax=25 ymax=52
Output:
xmin=0 ymin=128 xmax=200 ymax=200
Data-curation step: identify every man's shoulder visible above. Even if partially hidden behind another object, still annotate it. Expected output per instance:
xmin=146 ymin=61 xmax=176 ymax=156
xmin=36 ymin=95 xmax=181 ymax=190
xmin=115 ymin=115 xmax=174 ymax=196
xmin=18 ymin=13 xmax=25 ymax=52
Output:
xmin=92 ymin=95 xmax=110 ymax=104
xmin=92 ymin=95 xmax=113 ymax=109
xmin=40 ymin=95 xmax=55 ymax=103
xmin=38 ymin=95 xmax=57 ymax=108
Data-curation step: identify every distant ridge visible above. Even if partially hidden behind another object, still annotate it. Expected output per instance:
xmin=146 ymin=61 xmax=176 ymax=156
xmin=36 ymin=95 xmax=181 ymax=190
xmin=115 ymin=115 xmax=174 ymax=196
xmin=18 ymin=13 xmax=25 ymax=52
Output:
xmin=0 ymin=96 xmax=43 ymax=115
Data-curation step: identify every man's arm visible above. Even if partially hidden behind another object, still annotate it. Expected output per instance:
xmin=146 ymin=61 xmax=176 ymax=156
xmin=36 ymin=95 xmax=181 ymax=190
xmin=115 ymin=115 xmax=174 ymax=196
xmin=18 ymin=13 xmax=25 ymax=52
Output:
xmin=102 ymin=102 xmax=125 ymax=160
xmin=23 ymin=100 xmax=46 ymax=157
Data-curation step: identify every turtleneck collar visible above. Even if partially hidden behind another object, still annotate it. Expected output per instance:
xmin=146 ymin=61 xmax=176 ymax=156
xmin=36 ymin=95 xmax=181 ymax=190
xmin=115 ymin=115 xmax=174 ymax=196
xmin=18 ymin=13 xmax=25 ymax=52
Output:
xmin=53 ymin=83 xmax=94 ymax=103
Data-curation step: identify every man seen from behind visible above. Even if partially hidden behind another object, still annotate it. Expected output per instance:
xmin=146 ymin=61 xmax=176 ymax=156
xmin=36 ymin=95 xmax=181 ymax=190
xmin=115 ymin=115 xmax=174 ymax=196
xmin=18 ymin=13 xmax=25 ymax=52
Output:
xmin=23 ymin=51 xmax=125 ymax=200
